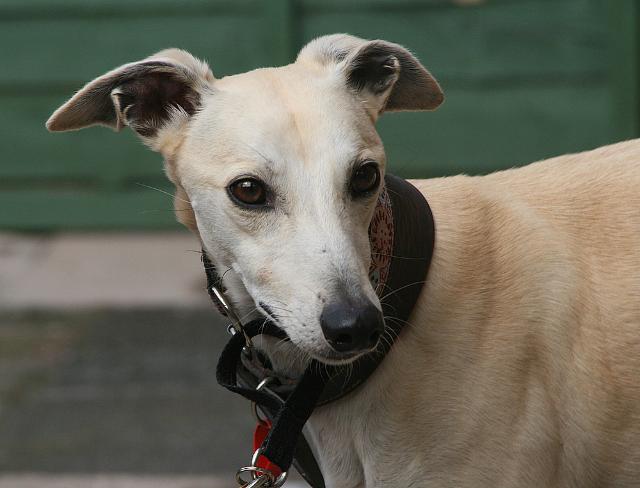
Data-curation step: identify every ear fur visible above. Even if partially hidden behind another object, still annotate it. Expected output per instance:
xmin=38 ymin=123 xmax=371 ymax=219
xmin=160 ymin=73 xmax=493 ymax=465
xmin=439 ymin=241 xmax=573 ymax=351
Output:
xmin=298 ymin=34 xmax=443 ymax=114
xmin=46 ymin=49 xmax=214 ymax=151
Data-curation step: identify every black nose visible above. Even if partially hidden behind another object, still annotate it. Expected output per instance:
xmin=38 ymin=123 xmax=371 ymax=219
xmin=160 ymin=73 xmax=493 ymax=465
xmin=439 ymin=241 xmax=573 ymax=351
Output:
xmin=320 ymin=299 xmax=384 ymax=353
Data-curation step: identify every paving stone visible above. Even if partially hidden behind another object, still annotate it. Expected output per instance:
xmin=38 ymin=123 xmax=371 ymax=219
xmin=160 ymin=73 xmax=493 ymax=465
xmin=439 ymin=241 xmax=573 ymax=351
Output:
xmin=0 ymin=475 xmax=308 ymax=488
xmin=0 ymin=309 xmax=252 ymax=474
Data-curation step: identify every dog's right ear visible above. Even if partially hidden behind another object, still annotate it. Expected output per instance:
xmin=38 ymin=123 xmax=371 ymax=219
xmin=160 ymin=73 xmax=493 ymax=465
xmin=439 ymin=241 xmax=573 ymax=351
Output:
xmin=46 ymin=49 xmax=214 ymax=153
xmin=298 ymin=34 xmax=443 ymax=117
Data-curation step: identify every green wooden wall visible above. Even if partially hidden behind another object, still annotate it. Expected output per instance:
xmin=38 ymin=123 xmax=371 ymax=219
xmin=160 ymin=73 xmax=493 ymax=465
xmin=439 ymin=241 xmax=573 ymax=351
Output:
xmin=1 ymin=0 xmax=637 ymax=230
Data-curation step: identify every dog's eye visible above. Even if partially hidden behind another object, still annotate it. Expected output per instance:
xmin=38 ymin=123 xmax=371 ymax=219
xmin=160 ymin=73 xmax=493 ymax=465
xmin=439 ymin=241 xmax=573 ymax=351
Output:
xmin=351 ymin=161 xmax=380 ymax=196
xmin=228 ymin=178 xmax=267 ymax=206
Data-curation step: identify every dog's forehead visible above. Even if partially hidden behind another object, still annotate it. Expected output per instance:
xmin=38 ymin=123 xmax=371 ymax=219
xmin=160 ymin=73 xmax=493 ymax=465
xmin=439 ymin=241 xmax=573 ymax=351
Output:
xmin=184 ymin=64 xmax=380 ymax=176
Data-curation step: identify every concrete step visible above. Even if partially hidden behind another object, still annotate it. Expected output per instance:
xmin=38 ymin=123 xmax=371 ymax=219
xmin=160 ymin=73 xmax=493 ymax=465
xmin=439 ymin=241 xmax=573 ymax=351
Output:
xmin=0 ymin=232 xmax=209 ymax=309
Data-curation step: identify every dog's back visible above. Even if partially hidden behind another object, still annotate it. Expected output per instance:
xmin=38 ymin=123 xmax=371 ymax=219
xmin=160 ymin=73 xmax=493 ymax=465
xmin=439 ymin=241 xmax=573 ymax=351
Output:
xmin=402 ymin=139 xmax=640 ymax=486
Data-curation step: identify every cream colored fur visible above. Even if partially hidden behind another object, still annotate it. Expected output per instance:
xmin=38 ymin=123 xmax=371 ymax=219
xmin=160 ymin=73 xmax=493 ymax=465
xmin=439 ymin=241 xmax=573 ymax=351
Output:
xmin=310 ymin=141 xmax=640 ymax=487
xmin=47 ymin=35 xmax=640 ymax=487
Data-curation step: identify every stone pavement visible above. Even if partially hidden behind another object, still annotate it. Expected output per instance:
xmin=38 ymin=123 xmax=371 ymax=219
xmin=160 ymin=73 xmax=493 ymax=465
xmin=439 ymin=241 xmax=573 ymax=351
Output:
xmin=0 ymin=232 xmax=308 ymax=487
xmin=0 ymin=475 xmax=307 ymax=488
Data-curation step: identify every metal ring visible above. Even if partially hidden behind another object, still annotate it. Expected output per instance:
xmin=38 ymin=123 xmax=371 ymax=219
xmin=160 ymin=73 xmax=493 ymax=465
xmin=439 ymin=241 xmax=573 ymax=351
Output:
xmin=251 ymin=447 xmax=288 ymax=487
xmin=235 ymin=465 xmax=273 ymax=485
xmin=251 ymin=402 xmax=269 ymax=425
xmin=256 ymin=377 xmax=275 ymax=391
xmin=251 ymin=377 xmax=276 ymax=425
xmin=255 ymin=377 xmax=284 ymax=406
xmin=210 ymin=285 xmax=253 ymax=348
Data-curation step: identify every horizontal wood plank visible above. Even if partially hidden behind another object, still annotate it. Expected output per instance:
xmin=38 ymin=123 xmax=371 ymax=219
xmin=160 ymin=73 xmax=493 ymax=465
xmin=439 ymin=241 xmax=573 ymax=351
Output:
xmin=0 ymin=15 xmax=270 ymax=86
xmin=0 ymin=189 xmax=181 ymax=230
xmin=0 ymin=0 xmax=626 ymax=230
xmin=0 ymin=0 xmax=607 ymax=86
xmin=299 ymin=0 xmax=607 ymax=84
xmin=2 ymin=94 xmax=162 ymax=182
xmin=0 ymin=0 xmax=259 ymax=18
xmin=378 ymin=84 xmax=614 ymax=178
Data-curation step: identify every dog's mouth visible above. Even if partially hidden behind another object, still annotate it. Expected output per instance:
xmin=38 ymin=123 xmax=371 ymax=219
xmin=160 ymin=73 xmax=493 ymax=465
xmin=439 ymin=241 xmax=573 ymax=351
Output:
xmin=308 ymin=342 xmax=378 ymax=366
xmin=255 ymin=299 xmax=382 ymax=366
xmin=312 ymin=351 xmax=362 ymax=365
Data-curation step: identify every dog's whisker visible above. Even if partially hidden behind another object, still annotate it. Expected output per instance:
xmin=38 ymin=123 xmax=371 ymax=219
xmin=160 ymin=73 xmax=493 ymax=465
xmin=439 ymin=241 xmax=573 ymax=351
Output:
xmin=139 ymin=208 xmax=193 ymax=214
xmin=136 ymin=182 xmax=192 ymax=204
xmin=237 ymin=306 xmax=259 ymax=323
xmin=385 ymin=187 xmax=403 ymax=199
xmin=371 ymin=251 xmax=430 ymax=261
xmin=220 ymin=267 xmax=233 ymax=281
xmin=340 ymin=361 xmax=355 ymax=390
xmin=383 ymin=315 xmax=411 ymax=327
xmin=384 ymin=315 xmax=416 ymax=332
xmin=376 ymin=281 xmax=394 ymax=297
xmin=267 ymin=304 xmax=294 ymax=313
xmin=239 ymin=141 xmax=272 ymax=166
xmin=379 ymin=280 xmax=428 ymax=302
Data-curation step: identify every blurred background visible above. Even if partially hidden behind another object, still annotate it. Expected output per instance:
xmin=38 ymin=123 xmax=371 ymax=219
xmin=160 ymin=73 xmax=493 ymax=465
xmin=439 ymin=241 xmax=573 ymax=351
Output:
xmin=0 ymin=0 xmax=638 ymax=486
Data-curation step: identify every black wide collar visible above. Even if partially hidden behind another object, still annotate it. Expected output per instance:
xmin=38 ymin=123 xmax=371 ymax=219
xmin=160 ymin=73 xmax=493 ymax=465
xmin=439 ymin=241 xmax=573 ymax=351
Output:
xmin=203 ymin=174 xmax=435 ymax=488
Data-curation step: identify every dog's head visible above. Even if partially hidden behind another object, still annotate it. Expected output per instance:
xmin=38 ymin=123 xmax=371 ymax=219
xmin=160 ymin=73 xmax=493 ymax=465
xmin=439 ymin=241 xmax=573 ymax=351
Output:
xmin=47 ymin=34 xmax=443 ymax=364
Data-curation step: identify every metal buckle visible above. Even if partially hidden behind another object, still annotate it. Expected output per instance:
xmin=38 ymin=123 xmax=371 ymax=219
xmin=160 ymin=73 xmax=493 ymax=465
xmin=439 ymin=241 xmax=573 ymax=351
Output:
xmin=235 ymin=451 xmax=288 ymax=487
xmin=236 ymin=466 xmax=274 ymax=487
xmin=210 ymin=284 xmax=253 ymax=348
xmin=252 ymin=447 xmax=288 ymax=487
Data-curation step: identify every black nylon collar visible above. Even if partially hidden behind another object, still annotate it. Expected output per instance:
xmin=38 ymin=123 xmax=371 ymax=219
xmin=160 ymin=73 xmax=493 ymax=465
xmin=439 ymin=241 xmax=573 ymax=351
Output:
xmin=205 ymin=174 xmax=435 ymax=488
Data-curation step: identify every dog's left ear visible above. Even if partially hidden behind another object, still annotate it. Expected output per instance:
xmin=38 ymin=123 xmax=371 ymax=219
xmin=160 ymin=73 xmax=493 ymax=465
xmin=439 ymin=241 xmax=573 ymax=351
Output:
xmin=298 ymin=34 xmax=444 ymax=116
xmin=46 ymin=48 xmax=214 ymax=153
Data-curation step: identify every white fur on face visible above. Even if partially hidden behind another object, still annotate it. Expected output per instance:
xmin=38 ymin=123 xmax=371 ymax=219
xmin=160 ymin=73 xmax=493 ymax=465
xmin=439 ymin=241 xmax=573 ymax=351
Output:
xmin=177 ymin=63 xmax=387 ymax=361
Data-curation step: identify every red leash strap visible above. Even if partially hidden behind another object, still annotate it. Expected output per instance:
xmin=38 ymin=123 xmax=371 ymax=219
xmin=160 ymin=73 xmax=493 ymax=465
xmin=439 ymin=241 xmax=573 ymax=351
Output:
xmin=253 ymin=421 xmax=283 ymax=477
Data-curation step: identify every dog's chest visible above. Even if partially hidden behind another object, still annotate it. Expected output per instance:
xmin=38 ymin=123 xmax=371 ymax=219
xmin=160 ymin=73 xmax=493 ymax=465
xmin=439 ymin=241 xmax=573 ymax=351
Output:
xmin=308 ymin=394 xmax=423 ymax=488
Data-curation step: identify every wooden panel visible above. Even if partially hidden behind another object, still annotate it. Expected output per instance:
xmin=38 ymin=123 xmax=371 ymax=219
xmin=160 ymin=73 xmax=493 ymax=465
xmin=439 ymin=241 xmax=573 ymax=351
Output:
xmin=299 ymin=0 xmax=608 ymax=83
xmin=0 ymin=189 xmax=180 ymax=230
xmin=0 ymin=0 xmax=631 ymax=230
xmin=608 ymin=0 xmax=640 ymax=140
xmin=2 ymin=94 xmax=161 ymax=182
xmin=264 ymin=0 xmax=297 ymax=65
xmin=0 ymin=0 xmax=257 ymax=14
xmin=0 ymin=3 xmax=278 ymax=184
xmin=0 ymin=14 xmax=270 ymax=86
xmin=380 ymin=84 xmax=612 ymax=178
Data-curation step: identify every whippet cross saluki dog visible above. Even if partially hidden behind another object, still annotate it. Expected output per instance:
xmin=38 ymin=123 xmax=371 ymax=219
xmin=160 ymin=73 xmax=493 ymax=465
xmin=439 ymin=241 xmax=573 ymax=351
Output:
xmin=48 ymin=34 xmax=640 ymax=488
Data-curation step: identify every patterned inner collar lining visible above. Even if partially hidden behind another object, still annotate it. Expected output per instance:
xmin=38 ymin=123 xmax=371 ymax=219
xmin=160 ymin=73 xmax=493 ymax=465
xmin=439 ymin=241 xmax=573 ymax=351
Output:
xmin=368 ymin=184 xmax=394 ymax=297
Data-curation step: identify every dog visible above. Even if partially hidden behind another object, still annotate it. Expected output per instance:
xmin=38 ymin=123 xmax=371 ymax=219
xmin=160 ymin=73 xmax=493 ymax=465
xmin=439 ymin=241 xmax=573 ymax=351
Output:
xmin=47 ymin=34 xmax=640 ymax=487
